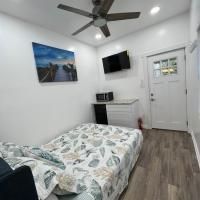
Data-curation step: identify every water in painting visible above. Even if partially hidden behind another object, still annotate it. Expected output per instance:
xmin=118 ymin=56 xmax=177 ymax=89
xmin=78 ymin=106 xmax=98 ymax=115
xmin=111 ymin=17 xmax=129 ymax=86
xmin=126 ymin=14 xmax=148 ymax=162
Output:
xmin=32 ymin=43 xmax=78 ymax=82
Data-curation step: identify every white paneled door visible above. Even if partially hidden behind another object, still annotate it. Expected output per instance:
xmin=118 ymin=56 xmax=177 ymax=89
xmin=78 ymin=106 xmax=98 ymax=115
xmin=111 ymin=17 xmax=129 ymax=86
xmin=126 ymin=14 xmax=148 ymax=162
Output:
xmin=148 ymin=49 xmax=187 ymax=131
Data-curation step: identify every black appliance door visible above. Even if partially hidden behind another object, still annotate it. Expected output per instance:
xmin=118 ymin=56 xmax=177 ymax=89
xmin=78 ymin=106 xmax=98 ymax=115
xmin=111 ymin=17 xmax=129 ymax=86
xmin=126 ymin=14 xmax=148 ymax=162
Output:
xmin=94 ymin=104 xmax=108 ymax=125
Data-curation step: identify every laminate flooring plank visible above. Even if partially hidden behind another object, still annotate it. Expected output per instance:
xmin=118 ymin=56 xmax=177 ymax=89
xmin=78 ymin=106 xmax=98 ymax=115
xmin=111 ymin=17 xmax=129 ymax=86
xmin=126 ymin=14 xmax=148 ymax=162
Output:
xmin=120 ymin=129 xmax=200 ymax=200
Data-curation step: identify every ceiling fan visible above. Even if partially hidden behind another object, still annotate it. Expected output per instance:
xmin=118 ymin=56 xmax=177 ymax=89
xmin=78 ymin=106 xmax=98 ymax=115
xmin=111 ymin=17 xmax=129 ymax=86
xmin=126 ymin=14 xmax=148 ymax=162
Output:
xmin=57 ymin=0 xmax=141 ymax=38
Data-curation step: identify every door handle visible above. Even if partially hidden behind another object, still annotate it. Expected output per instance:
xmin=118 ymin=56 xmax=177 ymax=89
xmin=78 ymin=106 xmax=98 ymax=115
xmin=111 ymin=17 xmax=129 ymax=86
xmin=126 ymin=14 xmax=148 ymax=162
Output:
xmin=150 ymin=98 xmax=156 ymax=102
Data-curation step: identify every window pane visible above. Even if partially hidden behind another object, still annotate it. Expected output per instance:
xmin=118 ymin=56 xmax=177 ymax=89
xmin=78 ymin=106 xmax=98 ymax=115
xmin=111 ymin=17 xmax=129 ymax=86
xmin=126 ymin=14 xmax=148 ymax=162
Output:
xmin=154 ymin=61 xmax=161 ymax=70
xmin=169 ymin=57 xmax=177 ymax=75
xmin=161 ymin=59 xmax=169 ymax=75
xmin=153 ymin=61 xmax=161 ymax=77
xmin=161 ymin=60 xmax=168 ymax=68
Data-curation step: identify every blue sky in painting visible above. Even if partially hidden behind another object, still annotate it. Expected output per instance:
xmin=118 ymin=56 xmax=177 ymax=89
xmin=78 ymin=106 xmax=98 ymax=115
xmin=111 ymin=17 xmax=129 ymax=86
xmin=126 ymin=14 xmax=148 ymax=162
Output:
xmin=32 ymin=43 xmax=75 ymax=68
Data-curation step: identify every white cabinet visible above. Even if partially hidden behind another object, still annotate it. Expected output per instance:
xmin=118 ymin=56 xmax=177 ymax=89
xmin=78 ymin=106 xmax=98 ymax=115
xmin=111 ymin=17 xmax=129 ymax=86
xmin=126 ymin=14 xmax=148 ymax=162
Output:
xmin=106 ymin=100 xmax=139 ymax=128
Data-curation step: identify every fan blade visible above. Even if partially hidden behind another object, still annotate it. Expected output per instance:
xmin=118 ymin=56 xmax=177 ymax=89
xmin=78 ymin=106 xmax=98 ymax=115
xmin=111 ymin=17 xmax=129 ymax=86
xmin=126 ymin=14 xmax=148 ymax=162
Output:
xmin=100 ymin=24 xmax=111 ymax=37
xmin=72 ymin=21 xmax=94 ymax=36
xmin=99 ymin=0 xmax=115 ymax=15
xmin=58 ymin=4 xmax=93 ymax=18
xmin=107 ymin=12 xmax=141 ymax=21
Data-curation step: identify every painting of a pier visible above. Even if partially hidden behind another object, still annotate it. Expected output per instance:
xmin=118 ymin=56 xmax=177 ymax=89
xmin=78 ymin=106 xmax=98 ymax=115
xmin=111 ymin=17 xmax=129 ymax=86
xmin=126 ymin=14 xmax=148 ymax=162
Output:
xmin=32 ymin=43 xmax=77 ymax=82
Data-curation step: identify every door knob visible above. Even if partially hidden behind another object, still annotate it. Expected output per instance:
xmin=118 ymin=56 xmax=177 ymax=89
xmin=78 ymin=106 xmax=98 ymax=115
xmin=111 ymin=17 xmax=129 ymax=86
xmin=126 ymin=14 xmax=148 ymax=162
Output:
xmin=151 ymin=98 xmax=155 ymax=102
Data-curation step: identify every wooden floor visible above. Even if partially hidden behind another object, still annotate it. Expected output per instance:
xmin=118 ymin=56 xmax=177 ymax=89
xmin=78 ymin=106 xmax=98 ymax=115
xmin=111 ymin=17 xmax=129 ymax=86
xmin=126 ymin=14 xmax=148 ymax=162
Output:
xmin=120 ymin=129 xmax=200 ymax=200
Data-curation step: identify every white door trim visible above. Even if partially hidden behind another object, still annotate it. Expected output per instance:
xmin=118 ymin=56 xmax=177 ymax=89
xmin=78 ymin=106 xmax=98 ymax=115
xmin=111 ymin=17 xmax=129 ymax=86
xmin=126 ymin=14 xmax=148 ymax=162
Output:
xmin=142 ymin=43 xmax=191 ymax=130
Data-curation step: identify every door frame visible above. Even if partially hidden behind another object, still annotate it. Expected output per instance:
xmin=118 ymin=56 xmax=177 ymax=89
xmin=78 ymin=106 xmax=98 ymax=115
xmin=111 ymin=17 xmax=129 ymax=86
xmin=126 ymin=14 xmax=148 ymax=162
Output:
xmin=142 ymin=43 xmax=191 ymax=131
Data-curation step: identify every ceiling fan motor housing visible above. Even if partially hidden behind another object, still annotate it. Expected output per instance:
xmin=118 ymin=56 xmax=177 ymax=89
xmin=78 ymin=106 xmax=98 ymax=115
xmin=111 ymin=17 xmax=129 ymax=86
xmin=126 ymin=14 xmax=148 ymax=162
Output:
xmin=92 ymin=0 xmax=102 ymax=6
xmin=92 ymin=0 xmax=103 ymax=16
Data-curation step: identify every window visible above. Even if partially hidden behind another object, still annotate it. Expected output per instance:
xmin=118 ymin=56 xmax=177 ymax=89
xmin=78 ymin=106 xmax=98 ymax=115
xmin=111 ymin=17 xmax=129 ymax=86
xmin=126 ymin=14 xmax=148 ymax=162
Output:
xmin=153 ymin=57 xmax=177 ymax=77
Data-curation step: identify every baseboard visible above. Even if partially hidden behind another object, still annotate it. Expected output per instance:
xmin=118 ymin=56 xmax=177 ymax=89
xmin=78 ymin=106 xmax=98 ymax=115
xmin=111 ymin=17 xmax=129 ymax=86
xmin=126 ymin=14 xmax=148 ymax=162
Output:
xmin=143 ymin=124 xmax=151 ymax=129
xmin=191 ymin=130 xmax=200 ymax=169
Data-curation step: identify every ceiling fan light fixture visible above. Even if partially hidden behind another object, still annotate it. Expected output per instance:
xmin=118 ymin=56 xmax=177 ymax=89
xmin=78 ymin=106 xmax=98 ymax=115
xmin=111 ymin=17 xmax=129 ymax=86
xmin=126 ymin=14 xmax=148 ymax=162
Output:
xmin=95 ymin=33 xmax=102 ymax=40
xmin=150 ymin=6 xmax=160 ymax=15
xmin=94 ymin=18 xmax=107 ymax=27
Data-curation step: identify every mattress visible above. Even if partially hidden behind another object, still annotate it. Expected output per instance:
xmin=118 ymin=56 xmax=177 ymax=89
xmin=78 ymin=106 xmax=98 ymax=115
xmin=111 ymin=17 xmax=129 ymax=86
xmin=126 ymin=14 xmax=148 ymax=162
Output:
xmin=1 ymin=123 xmax=143 ymax=200
xmin=42 ymin=123 xmax=143 ymax=200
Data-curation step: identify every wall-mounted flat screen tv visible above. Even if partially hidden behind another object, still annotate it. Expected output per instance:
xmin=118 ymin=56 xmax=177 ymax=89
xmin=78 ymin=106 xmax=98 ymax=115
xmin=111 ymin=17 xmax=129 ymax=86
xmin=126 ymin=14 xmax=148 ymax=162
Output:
xmin=102 ymin=51 xmax=130 ymax=74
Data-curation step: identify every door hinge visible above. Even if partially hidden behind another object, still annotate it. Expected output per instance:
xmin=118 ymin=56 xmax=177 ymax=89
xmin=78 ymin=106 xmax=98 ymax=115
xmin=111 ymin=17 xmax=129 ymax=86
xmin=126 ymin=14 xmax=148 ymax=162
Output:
xmin=187 ymin=121 xmax=188 ymax=127
xmin=185 ymin=89 xmax=187 ymax=95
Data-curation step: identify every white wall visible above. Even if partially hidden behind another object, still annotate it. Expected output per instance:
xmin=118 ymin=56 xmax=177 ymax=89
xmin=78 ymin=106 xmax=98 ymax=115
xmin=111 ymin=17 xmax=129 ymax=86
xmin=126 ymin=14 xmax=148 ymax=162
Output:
xmin=0 ymin=11 xmax=193 ymax=146
xmin=97 ymin=13 xmax=190 ymax=128
xmin=190 ymin=0 xmax=200 ymax=41
xmin=0 ymin=12 xmax=98 ymax=145
xmin=189 ymin=0 xmax=200 ymax=155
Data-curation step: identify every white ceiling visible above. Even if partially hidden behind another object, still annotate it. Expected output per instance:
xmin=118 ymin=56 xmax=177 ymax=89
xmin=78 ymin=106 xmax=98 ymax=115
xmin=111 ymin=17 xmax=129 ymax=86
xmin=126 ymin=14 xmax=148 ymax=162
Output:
xmin=0 ymin=0 xmax=191 ymax=46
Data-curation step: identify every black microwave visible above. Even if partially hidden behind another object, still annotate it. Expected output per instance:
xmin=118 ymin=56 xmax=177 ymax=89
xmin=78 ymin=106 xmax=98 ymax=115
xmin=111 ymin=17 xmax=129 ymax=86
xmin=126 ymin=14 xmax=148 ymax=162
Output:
xmin=96 ymin=92 xmax=114 ymax=102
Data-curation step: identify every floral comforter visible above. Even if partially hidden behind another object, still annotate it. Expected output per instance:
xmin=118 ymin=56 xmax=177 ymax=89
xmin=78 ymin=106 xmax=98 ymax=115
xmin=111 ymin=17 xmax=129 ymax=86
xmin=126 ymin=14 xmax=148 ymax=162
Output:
xmin=0 ymin=124 xmax=143 ymax=200
xmin=42 ymin=124 xmax=143 ymax=200
xmin=0 ymin=142 xmax=68 ymax=200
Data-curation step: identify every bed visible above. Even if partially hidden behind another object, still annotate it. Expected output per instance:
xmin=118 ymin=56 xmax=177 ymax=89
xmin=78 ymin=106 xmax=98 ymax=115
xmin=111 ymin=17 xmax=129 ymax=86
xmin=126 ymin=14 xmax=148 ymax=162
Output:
xmin=0 ymin=123 xmax=143 ymax=200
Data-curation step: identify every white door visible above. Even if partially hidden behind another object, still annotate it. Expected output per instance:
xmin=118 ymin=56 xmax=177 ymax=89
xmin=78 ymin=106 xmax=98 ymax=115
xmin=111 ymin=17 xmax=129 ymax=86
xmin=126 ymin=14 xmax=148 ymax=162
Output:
xmin=148 ymin=49 xmax=187 ymax=131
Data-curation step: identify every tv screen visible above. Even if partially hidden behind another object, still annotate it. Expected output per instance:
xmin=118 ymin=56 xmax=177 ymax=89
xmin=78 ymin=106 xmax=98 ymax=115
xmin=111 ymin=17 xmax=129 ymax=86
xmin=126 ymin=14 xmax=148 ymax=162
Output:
xmin=102 ymin=51 xmax=130 ymax=74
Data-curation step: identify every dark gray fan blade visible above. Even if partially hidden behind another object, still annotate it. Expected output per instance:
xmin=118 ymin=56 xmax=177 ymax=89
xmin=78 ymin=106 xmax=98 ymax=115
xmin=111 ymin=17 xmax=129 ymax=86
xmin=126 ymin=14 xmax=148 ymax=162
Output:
xmin=100 ymin=24 xmax=110 ymax=37
xmin=99 ymin=0 xmax=115 ymax=15
xmin=58 ymin=4 xmax=93 ymax=18
xmin=107 ymin=12 xmax=141 ymax=21
xmin=72 ymin=21 xmax=94 ymax=36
